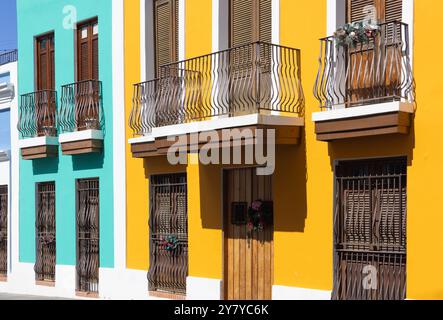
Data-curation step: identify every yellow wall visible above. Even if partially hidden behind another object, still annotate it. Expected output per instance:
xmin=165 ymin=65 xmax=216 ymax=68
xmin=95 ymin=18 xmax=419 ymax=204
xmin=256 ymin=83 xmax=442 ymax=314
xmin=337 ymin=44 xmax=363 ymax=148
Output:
xmin=406 ymin=0 xmax=443 ymax=299
xmin=124 ymin=0 xmax=443 ymax=299
xmin=124 ymin=0 xmax=147 ymax=270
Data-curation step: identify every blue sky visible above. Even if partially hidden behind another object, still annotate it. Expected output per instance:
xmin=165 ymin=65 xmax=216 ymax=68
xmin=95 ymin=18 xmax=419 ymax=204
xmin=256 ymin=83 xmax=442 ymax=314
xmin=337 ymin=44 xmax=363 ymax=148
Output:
xmin=0 ymin=0 xmax=17 ymax=51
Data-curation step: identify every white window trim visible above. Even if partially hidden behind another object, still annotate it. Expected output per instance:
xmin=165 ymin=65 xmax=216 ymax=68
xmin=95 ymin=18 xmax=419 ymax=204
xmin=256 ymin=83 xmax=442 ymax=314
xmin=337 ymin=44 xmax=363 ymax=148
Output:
xmin=140 ymin=0 xmax=186 ymax=81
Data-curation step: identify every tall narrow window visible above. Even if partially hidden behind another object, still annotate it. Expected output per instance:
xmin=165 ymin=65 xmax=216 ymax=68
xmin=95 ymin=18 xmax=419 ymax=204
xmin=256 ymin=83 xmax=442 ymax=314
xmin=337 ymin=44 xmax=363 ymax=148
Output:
xmin=36 ymin=33 xmax=55 ymax=90
xmin=154 ymin=0 xmax=179 ymax=76
xmin=35 ymin=182 xmax=56 ymax=285
xmin=76 ymin=179 xmax=99 ymax=296
xmin=77 ymin=19 xmax=99 ymax=81
xmin=0 ymin=185 xmax=7 ymax=281
xmin=148 ymin=174 xmax=188 ymax=297
xmin=332 ymin=158 xmax=407 ymax=300
xmin=35 ymin=33 xmax=57 ymax=137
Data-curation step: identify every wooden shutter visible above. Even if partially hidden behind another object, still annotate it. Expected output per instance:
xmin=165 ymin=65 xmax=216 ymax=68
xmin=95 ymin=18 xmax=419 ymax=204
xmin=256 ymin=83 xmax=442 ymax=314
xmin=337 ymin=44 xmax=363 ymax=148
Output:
xmin=36 ymin=34 xmax=55 ymax=90
xmin=230 ymin=0 xmax=272 ymax=47
xmin=77 ymin=19 xmax=99 ymax=81
xmin=154 ymin=0 xmax=179 ymax=75
xmin=347 ymin=0 xmax=402 ymax=23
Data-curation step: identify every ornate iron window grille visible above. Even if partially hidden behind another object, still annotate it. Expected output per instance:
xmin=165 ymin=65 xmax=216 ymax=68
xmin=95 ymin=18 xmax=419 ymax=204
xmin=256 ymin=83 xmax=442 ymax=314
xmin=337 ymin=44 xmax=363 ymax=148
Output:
xmin=333 ymin=157 xmax=407 ymax=300
xmin=35 ymin=182 xmax=56 ymax=283
xmin=148 ymin=173 xmax=188 ymax=295
xmin=76 ymin=179 xmax=99 ymax=294
xmin=0 ymin=185 xmax=7 ymax=279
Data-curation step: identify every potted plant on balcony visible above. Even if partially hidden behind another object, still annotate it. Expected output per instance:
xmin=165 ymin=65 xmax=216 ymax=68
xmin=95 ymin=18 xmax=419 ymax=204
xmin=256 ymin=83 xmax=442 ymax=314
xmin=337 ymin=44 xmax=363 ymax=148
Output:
xmin=334 ymin=20 xmax=380 ymax=48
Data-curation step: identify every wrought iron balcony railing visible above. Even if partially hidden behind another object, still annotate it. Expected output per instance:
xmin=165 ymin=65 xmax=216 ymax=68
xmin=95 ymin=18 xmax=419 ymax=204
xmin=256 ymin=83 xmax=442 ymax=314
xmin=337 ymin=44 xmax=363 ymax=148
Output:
xmin=314 ymin=21 xmax=414 ymax=110
xmin=0 ymin=50 xmax=17 ymax=66
xmin=130 ymin=42 xmax=304 ymax=136
xmin=18 ymin=90 xmax=57 ymax=138
xmin=59 ymin=80 xmax=103 ymax=133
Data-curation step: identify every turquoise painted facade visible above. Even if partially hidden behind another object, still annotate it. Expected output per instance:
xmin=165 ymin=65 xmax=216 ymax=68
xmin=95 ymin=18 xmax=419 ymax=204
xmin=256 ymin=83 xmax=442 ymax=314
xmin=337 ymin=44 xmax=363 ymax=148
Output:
xmin=17 ymin=0 xmax=114 ymax=267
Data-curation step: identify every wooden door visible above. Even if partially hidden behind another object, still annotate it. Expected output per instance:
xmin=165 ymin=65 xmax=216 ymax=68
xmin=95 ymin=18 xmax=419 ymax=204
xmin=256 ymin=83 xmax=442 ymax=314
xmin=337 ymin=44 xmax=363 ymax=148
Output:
xmin=36 ymin=33 xmax=56 ymax=136
xmin=77 ymin=19 xmax=99 ymax=81
xmin=154 ymin=0 xmax=179 ymax=76
xmin=36 ymin=34 xmax=55 ymax=91
xmin=224 ymin=168 xmax=273 ymax=300
xmin=346 ymin=0 xmax=403 ymax=105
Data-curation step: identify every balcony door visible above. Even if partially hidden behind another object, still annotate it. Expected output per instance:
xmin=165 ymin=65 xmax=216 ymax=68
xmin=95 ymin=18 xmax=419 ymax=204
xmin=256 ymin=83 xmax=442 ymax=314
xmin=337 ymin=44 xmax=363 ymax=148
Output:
xmin=223 ymin=168 xmax=274 ymax=300
xmin=76 ymin=19 xmax=100 ymax=130
xmin=36 ymin=33 xmax=56 ymax=136
xmin=346 ymin=0 xmax=403 ymax=106
xmin=332 ymin=158 xmax=407 ymax=300
xmin=229 ymin=0 xmax=271 ymax=115
xmin=154 ymin=0 xmax=182 ymax=126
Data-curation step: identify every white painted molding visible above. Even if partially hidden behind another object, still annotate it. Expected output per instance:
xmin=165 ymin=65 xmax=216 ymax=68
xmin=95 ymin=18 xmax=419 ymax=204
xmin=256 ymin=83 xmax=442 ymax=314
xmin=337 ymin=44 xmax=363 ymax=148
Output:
xmin=178 ymin=0 xmax=186 ymax=61
xmin=272 ymin=285 xmax=331 ymax=300
xmin=312 ymin=102 xmax=414 ymax=122
xmin=186 ymin=277 xmax=222 ymax=300
xmin=140 ymin=0 xmax=147 ymax=82
xmin=18 ymin=136 xmax=59 ymax=149
xmin=112 ymin=0 xmax=127 ymax=272
xmin=272 ymin=0 xmax=280 ymax=45
xmin=128 ymin=114 xmax=304 ymax=144
xmin=59 ymin=129 xmax=104 ymax=143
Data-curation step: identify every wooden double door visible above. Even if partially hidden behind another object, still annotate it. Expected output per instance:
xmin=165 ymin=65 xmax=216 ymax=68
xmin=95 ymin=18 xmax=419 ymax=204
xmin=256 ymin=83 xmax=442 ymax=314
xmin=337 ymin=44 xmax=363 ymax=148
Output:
xmin=223 ymin=168 xmax=273 ymax=300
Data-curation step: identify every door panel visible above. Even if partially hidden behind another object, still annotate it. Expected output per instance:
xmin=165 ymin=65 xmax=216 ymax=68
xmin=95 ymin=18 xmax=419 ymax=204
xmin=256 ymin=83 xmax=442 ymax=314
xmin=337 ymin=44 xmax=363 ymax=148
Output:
xmin=224 ymin=168 xmax=273 ymax=300
xmin=77 ymin=20 xmax=99 ymax=81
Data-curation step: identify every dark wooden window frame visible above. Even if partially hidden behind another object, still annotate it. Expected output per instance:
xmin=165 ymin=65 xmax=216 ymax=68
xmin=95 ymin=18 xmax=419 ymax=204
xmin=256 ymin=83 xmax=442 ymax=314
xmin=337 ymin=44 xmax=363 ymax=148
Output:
xmin=74 ymin=17 xmax=99 ymax=82
xmin=34 ymin=31 xmax=55 ymax=91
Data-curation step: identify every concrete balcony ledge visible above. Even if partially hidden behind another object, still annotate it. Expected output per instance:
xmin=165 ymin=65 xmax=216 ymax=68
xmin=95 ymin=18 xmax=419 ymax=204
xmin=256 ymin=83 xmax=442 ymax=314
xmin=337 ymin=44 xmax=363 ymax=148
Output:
xmin=129 ymin=114 xmax=304 ymax=158
xmin=59 ymin=129 xmax=104 ymax=155
xmin=18 ymin=136 xmax=59 ymax=160
xmin=312 ymin=101 xmax=415 ymax=141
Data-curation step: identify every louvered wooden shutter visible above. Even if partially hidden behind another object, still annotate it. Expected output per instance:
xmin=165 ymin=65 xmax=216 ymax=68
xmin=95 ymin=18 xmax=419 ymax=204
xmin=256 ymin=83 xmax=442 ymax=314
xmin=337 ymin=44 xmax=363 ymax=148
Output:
xmin=154 ymin=0 xmax=178 ymax=76
xmin=347 ymin=0 xmax=402 ymax=23
xmin=77 ymin=19 xmax=99 ymax=81
xmin=36 ymin=34 xmax=55 ymax=90
xmin=230 ymin=0 xmax=272 ymax=47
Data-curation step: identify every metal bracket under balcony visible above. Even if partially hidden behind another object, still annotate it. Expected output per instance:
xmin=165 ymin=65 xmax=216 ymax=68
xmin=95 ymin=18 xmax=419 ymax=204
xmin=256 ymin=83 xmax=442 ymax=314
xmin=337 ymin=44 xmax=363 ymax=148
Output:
xmin=18 ymin=90 xmax=58 ymax=160
xmin=313 ymin=22 xmax=415 ymax=141
xmin=59 ymin=80 xmax=104 ymax=155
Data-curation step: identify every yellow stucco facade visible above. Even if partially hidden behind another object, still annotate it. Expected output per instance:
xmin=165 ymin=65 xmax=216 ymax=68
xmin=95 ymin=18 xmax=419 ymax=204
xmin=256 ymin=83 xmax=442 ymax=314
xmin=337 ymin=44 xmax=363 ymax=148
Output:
xmin=124 ymin=0 xmax=443 ymax=299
